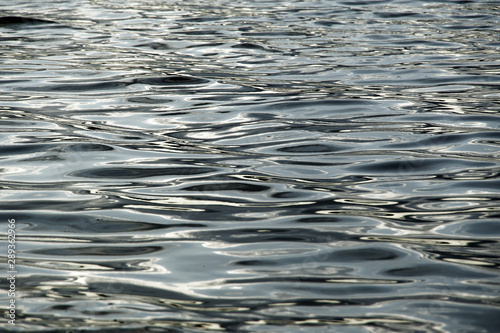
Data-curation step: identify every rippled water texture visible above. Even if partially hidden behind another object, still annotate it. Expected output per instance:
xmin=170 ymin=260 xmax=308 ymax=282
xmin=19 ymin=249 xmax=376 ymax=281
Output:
xmin=1 ymin=0 xmax=500 ymax=331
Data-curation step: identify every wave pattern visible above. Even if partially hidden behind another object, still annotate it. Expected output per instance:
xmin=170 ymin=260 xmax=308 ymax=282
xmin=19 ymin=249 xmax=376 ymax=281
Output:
xmin=1 ymin=0 xmax=500 ymax=332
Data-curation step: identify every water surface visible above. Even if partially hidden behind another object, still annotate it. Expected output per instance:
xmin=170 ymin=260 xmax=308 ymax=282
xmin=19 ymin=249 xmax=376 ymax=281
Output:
xmin=1 ymin=0 xmax=500 ymax=332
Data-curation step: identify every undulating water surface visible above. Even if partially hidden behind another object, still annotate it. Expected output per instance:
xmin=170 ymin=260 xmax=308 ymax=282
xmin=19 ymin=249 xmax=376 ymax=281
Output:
xmin=1 ymin=0 xmax=500 ymax=331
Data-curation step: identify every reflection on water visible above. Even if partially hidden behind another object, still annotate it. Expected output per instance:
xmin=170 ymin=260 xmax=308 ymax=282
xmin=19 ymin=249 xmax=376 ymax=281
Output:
xmin=1 ymin=0 xmax=499 ymax=331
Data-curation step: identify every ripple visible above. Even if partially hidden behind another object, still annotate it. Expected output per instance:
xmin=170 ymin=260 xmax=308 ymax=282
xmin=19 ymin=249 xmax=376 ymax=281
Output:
xmin=352 ymin=158 xmax=495 ymax=175
xmin=183 ymin=182 xmax=271 ymax=192
xmin=277 ymin=143 xmax=340 ymax=153
xmin=0 ymin=16 xmax=56 ymax=25
xmin=133 ymin=75 xmax=209 ymax=86
xmin=331 ymin=247 xmax=401 ymax=262
xmin=71 ymin=167 xmax=217 ymax=179
xmin=384 ymin=264 xmax=495 ymax=279
xmin=32 ymin=245 xmax=163 ymax=256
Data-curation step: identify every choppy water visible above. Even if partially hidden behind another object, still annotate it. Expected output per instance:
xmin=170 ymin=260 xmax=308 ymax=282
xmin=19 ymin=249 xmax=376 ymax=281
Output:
xmin=1 ymin=0 xmax=500 ymax=332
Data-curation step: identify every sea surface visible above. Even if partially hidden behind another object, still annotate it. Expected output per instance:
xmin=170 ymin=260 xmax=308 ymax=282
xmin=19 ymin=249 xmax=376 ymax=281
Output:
xmin=1 ymin=0 xmax=500 ymax=332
